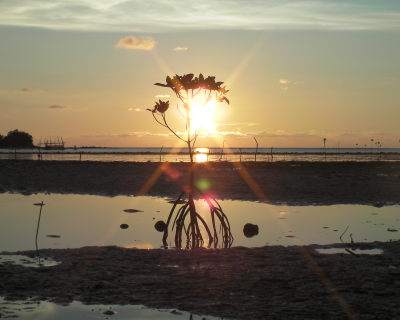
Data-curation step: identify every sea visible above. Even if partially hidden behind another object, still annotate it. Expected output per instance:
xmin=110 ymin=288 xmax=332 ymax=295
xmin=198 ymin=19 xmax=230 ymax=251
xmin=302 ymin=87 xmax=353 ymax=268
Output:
xmin=1 ymin=147 xmax=400 ymax=162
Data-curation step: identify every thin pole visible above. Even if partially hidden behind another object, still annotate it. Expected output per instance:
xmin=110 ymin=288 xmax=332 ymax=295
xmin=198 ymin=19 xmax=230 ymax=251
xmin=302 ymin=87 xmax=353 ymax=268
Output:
xmin=35 ymin=201 xmax=44 ymax=251
xmin=160 ymin=145 xmax=164 ymax=162
xmin=370 ymin=139 xmax=374 ymax=161
xmin=254 ymin=137 xmax=258 ymax=162
xmin=220 ymin=140 xmax=226 ymax=161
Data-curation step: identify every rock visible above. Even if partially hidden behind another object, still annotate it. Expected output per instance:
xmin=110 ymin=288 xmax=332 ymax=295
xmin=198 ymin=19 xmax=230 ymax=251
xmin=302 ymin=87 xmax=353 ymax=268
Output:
xmin=243 ymin=223 xmax=259 ymax=238
xmin=103 ymin=310 xmax=116 ymax=315
xmin=154 ymin=221 xmax=167 ymax=232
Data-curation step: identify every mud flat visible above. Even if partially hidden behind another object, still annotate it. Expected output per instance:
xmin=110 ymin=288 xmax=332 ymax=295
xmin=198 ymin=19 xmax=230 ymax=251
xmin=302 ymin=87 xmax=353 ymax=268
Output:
xmin=1 ymin=160 xmax=400 ymax=206
xmin=0 ymin=242 xmax=399 ymax=319
xmin=2 ymin=160 xmax=400 ymax=319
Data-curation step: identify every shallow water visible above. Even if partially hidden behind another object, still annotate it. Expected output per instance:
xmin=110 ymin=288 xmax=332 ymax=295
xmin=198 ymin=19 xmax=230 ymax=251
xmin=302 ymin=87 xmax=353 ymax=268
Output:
xmin=1 ymin=147 xmax=399 ymax=162
xmin=1 ymin=193 xmax=399 ymax=253
xmin=0 ymin=254 xmax=59 ymax=267
xmin=0 ymin=298 xmax=221 ymax=319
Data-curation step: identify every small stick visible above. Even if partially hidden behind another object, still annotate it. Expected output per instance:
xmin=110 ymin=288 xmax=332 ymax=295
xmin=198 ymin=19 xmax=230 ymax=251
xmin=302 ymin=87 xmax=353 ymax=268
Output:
xmin=345 ymin=249 xmax=360 ymax=258
xmin=340 ymin=226 xmax=349 ymax=243
xmin=350 ymin=233 xmax=355 ymax=251
xmin=35 ymin=201 xmax=44 ymax=251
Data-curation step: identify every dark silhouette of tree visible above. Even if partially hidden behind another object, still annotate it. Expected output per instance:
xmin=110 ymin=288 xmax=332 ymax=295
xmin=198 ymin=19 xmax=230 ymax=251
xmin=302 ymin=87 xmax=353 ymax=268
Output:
xmin=149 ymin=73 xmax=232 ymax=249
xmin=0 ymin=129 xmax=35 ymax=148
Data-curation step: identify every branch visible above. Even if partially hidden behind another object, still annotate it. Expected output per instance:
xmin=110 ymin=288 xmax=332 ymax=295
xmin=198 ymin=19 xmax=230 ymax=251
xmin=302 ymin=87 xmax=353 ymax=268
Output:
xmin=152 ymin=113 xmax=167 ymax=128
xmin=177 ymin=104 xmax=187 ymax=120
xmin=161 ymin=114 xmax=186 ymax=142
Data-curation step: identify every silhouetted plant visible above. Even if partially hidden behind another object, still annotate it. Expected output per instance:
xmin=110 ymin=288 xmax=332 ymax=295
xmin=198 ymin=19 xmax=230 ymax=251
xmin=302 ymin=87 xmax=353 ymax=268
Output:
xmin=148 ymin=73 xmax=233 ymax=249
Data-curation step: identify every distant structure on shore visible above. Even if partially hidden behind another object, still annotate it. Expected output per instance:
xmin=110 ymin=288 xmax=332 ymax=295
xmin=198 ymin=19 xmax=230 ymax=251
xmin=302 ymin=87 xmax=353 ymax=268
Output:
xmin=40 ymin=137 xmax=65 ymax=150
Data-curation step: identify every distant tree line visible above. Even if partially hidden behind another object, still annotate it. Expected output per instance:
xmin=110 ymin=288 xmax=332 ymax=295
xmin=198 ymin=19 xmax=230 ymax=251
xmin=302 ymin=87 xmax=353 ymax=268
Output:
xmin=0 ymin=129 xmax=35 ymax=148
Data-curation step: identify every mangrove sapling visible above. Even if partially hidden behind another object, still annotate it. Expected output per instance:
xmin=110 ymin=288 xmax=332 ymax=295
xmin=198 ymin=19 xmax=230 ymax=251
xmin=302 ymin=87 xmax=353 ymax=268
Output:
xmin=149 ymin=73 xmax=233 ymax=249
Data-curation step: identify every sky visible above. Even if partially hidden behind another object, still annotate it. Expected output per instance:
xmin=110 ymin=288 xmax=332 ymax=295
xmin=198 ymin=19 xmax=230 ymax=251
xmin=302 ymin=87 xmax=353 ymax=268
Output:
xmin=1 ymin=0 xmax=400 ymax=149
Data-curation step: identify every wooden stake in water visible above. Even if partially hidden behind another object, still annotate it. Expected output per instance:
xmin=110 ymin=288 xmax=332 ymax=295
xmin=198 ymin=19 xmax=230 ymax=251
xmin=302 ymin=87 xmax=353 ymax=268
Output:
xmin=35 ymin=201 xmax=44 ymax=251
xmin=254 ymin=137 xmax=258 ymax=162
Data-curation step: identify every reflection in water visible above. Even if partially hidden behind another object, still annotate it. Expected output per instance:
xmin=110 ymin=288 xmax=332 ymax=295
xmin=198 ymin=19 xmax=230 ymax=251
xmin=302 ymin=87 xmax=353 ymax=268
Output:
xmin=0 ymin=298 xmax=217 ymax=320
xmin=1 ymin=193 xmax=400 ymax=252
xmin=243 ymin=223 xmax=259 ymax=238
xmin=162 ymin=189 xmax=233 ymax=249
xmin=195 ymin=153 xmax=208 ymax=162
xmin=194 ymin=148 xmax=209 ymax=162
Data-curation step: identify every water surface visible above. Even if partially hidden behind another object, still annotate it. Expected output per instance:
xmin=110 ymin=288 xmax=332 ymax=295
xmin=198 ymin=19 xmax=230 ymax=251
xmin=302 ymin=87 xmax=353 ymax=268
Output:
xmin=1 ymin=193 xmax=399 ymax=252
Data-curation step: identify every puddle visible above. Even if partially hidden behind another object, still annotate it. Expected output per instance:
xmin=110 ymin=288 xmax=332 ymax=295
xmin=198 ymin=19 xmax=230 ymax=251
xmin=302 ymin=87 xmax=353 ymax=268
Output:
xmin=0 ymin=254 xmax=60 ymax=267
xmin=0 ymin=298 xmax=222 ymax=319
xmin=0 ymin=193 xmax=400 ymax=252
xmin=316 ymin=248 xmax=384 ymax=255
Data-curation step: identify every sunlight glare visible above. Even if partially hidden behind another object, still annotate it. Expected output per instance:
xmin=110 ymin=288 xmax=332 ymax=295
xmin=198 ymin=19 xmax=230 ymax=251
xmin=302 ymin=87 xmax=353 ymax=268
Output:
xmin=195 ymin=153 xmax=208 ymax=162
xmin=190 ymin=101 xmax=216 ymax=132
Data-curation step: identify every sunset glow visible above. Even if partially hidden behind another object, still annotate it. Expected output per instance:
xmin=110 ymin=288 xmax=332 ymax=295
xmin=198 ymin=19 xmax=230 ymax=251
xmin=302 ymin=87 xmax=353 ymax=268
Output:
xmin=0 ymin=1 xmax=399 ymax=148
xmin=190 ymin=101 xmax=217 ymax=133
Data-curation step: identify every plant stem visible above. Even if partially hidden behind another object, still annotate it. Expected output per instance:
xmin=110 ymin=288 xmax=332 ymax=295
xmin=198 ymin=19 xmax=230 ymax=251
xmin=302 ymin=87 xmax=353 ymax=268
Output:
xmin=186 ymin=94 xmax=196 ymax=247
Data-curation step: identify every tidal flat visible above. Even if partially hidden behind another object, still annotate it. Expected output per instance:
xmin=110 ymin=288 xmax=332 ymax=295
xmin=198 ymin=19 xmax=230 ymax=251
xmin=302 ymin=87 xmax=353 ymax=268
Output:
xmin=1 ymin=160 xmax=400 ymax=319
xmin=1 ymin=160 xmax=400 ymax=206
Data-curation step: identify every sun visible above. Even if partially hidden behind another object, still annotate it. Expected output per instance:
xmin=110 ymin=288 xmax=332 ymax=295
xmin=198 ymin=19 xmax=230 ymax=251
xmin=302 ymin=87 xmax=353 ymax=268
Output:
xmin=190 ymin=101 xmax=216 ymax=132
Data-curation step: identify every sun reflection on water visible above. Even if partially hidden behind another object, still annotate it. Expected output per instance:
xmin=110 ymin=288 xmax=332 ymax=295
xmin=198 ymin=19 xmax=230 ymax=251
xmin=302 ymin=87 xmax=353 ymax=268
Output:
xmin=195 ymin=148 xmax=209 ymax=162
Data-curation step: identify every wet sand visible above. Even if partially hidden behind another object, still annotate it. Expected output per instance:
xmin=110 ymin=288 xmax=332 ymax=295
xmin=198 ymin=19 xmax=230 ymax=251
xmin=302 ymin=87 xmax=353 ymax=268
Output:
xmin=2 ymin=159 xmax=400 ymax=319
xmin=1 ymin=160 xmax=400 ymax=206
xmin=1 ymin=242 xmax=400 ymax=319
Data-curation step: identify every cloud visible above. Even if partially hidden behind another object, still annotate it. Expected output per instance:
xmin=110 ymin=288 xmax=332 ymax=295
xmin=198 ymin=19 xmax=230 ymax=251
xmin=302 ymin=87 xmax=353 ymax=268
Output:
xmin=156 ymin=95 xmax=170 ymax=98
xmin=281 ymin=87 xmax=288 ymax=90
xmin=1 ymin=1 xmax=400 ymax=32
xmin=47 ymin=104 xmax=71 ymax=109
xmin=115 ymin=36 xmax=155 ymax=50
xmin=212 ymin=131 xmax=319 ymax=138
xmin=18 ymin=88 xmax=43 ymax=93
xmin=279 ymin=79 xmax=290 ymax=84
xmin=128 ymin=108 xmax=133 ymax=111
xmin=135 ymin=108 xmax=141 ymax=111
xmin=81 ymin=132 xmax=178 ymax=138
xmin=174 ymin=47 xmax=187 ymax=51
xmin=216 ymin=123 xmax=258 ymax=127
xmin=294 ymin=81 xmax=306 ymax=84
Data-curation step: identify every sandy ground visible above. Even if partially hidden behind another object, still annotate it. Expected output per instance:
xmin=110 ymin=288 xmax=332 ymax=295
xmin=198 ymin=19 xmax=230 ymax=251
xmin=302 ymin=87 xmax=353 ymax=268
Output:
xmin=1 ymin=160 xmax=400 ymax=206
xmin=2 ymin=159 xmax=400 ymax=319
xmin=1 ymin=242 xmax=400 ymax=320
